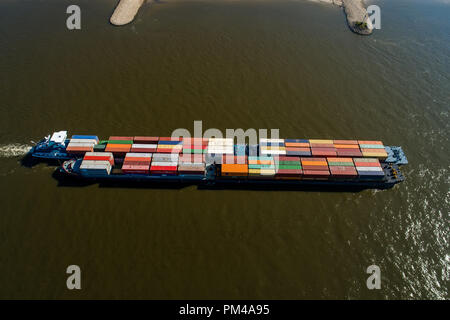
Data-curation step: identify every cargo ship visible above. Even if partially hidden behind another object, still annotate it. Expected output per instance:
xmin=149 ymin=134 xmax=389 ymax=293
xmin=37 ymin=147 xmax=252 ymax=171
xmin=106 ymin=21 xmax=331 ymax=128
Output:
xmin=29 ymin=131 xmax=408 ymax=190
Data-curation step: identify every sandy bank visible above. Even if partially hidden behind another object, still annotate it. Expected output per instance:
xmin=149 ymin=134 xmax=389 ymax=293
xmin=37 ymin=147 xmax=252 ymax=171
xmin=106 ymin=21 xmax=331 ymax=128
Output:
xmin=110 ymin=0 xmax=145 ymax=26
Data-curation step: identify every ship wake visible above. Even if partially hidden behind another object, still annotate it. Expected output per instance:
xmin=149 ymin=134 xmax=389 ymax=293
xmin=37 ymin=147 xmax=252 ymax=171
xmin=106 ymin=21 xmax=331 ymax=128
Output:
xmin=0 ymin=144 xmax=32 ymax=158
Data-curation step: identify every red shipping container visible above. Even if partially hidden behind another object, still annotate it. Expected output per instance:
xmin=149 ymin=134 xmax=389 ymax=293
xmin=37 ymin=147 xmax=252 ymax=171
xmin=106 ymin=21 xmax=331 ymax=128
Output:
xmin=311 ymin=148 xmax=337 ymax=157
xmin=133 ymin=136 xmax=159 ymax=143
xmin=354 ymin=162 xmax=381 ymax=168
xmin=276 ymin=169 xmax=303 ymax=175
xmin=310 ymin=143 xmax=335 ymax=148
xmin=150 ymin=166 xmax=177 ymax=171
xmin=285 ymin=147 xmax=311 ymax=152
xmin=83 ymin=155 xmax=114 ymax=166
xmin=302 ymin=165 xmax=329 ymax=171
xmin=109 ymin=136 xmax=133 ymax=141
xmin=329 ymin=166 xmax=357 ymax=176
xmin=123 ymin=161 xmax=151 ymax=166
xmin=336 ymin=149 xmax=362 ymax=157
xmin=159 ymin=137 xmax=183 ymax=141
xmin=303 ymin=170 xmax=330 ymax=176
xmin=301 ymin=157 xmax=326 ymax=162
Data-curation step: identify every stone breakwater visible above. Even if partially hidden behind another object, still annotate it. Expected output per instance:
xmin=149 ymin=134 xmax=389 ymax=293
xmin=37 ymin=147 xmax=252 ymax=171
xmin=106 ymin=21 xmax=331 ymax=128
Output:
xmin=110 ymin=0 xmax=145 ymax=26
xmin=342 ymin=0 xmax=373 ymax=35
xmin=310 ymin=0 xmax=373 ymax=35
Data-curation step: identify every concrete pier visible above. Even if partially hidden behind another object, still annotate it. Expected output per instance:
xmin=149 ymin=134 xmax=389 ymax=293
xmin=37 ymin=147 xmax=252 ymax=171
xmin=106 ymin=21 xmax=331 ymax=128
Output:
xmin=110 ymin=0 xmax=145 ymax=26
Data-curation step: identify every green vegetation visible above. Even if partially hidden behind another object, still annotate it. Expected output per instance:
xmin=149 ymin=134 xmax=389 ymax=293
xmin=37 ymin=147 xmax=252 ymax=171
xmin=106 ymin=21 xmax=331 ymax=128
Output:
xmin=355 ymin=21 xmax=368 ymax=30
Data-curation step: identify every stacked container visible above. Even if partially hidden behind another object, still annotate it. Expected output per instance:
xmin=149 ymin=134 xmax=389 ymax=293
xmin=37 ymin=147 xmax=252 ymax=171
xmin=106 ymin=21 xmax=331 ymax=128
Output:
xmin=259 ymin=139 xmax=286 ymax=155
xmin=309 ymin=139 xmax=337 ymax=157
xmin=183 ymin=137 xmax=209 ymax=154
xmin=327 ymin=157 xmax=357 ymax=178
xmin=222 ymin=155 xmax=247 ymax=165
xmin=79 ymin=151 xmax=113 ymax=176
xmin=353 ymin=158 xmax=385 ymax=180
xmin=248 ymin=145 xmax=259 ymax=157
xmin=284 ymin=139 xmax=311 ymax=157
xmin=275 ymin=156 xmax=303 ymax=179
xmin=248 ymin=156 xmax=276 ymax=179
xmin=93 ymin=141 xmax=108 ymax=152
xmin=207 ymin=138 xmax=234 ymax=155
xmin=358 ymin=141 xmax=388 ymax=159
xmin=178 ymin=148 xmax=205 ymax=176
xmin=221 ymin=164 xmax=248 ymax=178
xmin=301 ymin=157 xmax=330 ymax=179
xmin=333 ymin=140 xmax=362 ymax=157
xmin=157 ymin=139 xmax=183 ymax=154
xmin=122 ymin=153 xmax=152 ymax=174
xmin=150 ymin=153 xmax=179 ymax=175
xmin=131 ymin=136 xmax=159 ymax=153
xmin=66 ymin=135 xmax=99 ymax=154
xmin=83 ymin=152 xmax=114 ymax=165
xmin=105 ymin=136 xmax=133 ymax=154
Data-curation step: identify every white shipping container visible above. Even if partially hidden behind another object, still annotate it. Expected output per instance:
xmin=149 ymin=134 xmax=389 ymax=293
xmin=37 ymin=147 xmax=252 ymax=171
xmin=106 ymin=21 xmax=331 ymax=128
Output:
xmin=152 ymin=154 xmax=179 ymax=162
xmin=355 ymin=166 xmax=383 ymax=172
xmin=260 ymin=149 xmax=286 ymax=155
xmin=131 ymin=144 xmax=157 ymax=149
xmin=69 ymin=139 xmax=98 ymax=144
xmin=67 ymin=142 xmax=96 ymax=147
xmin=85 ymin=152 xmax=113 ymax=157
xmin=259 ymin=138 xmax=284 ymax=143
xmin=80 ymin=160 xmax=112 ymax=168
xmin=151 ymin=162 xmax=178 ymax=167
xmin=125 ymin=153 xmax=153 ymax=158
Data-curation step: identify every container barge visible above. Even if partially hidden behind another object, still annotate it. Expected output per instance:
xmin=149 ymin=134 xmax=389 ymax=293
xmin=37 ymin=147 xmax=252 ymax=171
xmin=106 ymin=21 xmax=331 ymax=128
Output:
xmin=29 ymin=131 xmax=408 ymax=190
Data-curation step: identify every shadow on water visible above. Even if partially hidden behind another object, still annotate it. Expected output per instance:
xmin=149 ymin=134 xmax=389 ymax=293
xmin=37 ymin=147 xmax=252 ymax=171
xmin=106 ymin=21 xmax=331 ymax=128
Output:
xmin=24 ymin=155 xmax=377 ymax=193
xmin=20 ymin=153 xmax=65 ymax=169
xmin=50 ymin=169 xmax=370 ymax=193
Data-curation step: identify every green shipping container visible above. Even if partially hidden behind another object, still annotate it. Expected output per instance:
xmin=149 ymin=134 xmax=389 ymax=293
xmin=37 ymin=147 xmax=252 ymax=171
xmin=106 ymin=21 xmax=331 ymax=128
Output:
xmin=183 ymin=149 xmax=205 ymax=154
xmin=107 ymin=140 xmax=133 ymax=144
xmin=278 ymin=165 xmax=302 ymax=170
xmin=328 ymin=162 xmax=354 ymax=167
xmin=278 ymin=161 xmax=300 ymax=165
xmin=93 ymin=144 xmax=107 ymax=152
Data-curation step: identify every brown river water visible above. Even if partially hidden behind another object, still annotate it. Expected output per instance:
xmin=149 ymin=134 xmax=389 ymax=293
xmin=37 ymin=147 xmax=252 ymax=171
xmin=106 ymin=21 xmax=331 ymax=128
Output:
xmin=0 ymin=0 xmax=448 ymax=299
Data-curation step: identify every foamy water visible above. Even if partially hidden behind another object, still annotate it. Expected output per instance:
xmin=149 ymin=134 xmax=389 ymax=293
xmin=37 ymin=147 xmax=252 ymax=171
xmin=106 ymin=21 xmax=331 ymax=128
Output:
xmin=0 ymin=144 xmax=32 ymax=158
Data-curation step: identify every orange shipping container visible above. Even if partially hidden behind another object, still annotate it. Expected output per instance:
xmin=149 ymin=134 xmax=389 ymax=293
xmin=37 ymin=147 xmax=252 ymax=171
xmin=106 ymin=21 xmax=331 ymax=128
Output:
xmin=358 ymin=140 xmax=383 ymax=145
xmin=221 ymin=164 xmax=248 ymax=175
xmin=301 ymin=160 xmax=328 ymax=166
xmin=333 ymin=140 xmax=359 ymax=145
xmin=334 ymin=144 xmax=360 ymax=149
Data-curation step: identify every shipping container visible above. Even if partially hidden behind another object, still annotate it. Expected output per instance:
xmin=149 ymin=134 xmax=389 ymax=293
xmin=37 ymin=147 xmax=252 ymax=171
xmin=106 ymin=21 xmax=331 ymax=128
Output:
xmin=71 ymin=135 xmax=99 ymax=142
xmin=333 ymin=140 xmax=359 ymax=145
xmin=133 ymin=136 xmax=159 ymax=143
xmin=109 ymin=136 xmax=133 ymax=141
